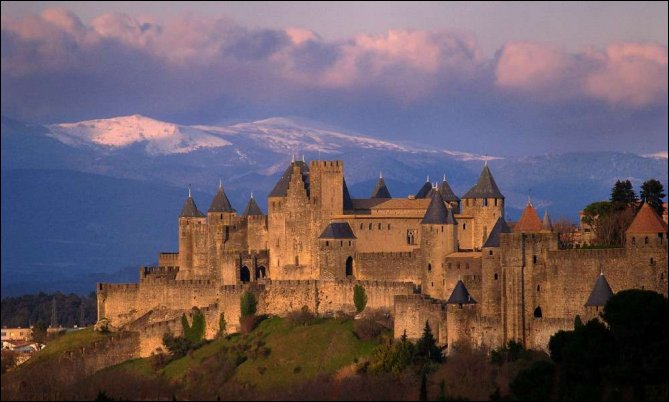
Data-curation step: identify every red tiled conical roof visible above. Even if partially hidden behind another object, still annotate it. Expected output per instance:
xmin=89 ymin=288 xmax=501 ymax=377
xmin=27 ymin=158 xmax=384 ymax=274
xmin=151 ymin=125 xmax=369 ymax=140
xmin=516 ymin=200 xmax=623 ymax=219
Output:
xmin=514 ymin=203 xmax=543 ymax=232
xmin=626 ymin=203 xmax=668 ymax=234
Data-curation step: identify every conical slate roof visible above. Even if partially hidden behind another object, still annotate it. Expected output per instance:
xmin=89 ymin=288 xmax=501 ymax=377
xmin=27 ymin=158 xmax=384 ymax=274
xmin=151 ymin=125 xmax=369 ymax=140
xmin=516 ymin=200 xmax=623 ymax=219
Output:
xmin=242 ymin=196 xmax=264 ymax=216
xmin=514 ymin=203 xmax=543 ymax=232
xmin=446 ymin=280 xmax=477 ymax=304
xmin=370 ymin=175 xmax=391 ymax=198
xmin=415 ymin=179 xmax=432 ymax=199
xmin=208 ymin=183 xmax=235 ymax=213
xmin=343 ymin=178 xmax=353 ymax=210
xmin=319 ymin=222 xmax=356 ymax=239
xmin=180 ymin=195 xmax=205 ymax=218
xmin=585 ymin=273 xmax=614 ymax=307
xmin=421 ymin=190 xmax=455 ymax=224
xmin=269 ymin=161 xmax=310 ymax=197
xmin=483 ymin=217 xmax=511 ymax=248
xmin=439 ymin=176 xmax=460 ymax=202
xmin=542 ymin=210 xmax=553 ymax=232
xmin=626 ymin=203 xmax=668 ymax=234
xmin=462 ymin=164 xmax=504 ymax=199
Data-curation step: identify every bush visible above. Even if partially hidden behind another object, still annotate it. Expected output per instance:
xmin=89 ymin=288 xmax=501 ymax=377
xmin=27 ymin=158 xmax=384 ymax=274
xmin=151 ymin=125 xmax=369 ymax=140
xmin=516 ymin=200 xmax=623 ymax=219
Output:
xmin=369 ymin=332 xmax=416 ymax=374
xmin=218 ymin=313 xmax=227 ymax=337
xmin=490 ymin=340 xmax=527 ymax=365
xmin=287 ymin=306 xmax=316 ymax=326
xmin=181 ymin=308 xmax=206 ymax=343
xmin=162 ymin=332 xmax=203 ymax=358
xmin=510 ymin=360 xmax=556 ymax=401
xmin=353 ymin=284 xmax=368 ymax=313
xmin=240 ymin=291 xmax=257 ymax=318
xmin=354 ymin=318 xmax=385 ymax=342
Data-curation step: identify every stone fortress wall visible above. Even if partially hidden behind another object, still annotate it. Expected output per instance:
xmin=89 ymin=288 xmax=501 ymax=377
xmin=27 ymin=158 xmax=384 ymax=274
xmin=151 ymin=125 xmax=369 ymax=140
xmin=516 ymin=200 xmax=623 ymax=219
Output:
xmin=97 ymin=159 xmax=669 ymax=356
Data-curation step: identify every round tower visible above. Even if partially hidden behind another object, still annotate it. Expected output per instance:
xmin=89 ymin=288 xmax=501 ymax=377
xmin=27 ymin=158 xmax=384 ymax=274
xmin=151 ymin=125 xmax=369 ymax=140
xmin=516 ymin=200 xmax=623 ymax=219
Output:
xmin=177 ymin=187 xmax=206 ymax=280
xmin=420 ymin=188 xmax=457 ymax=298
xmin=460 ymin=162 xmax=504 ymax=250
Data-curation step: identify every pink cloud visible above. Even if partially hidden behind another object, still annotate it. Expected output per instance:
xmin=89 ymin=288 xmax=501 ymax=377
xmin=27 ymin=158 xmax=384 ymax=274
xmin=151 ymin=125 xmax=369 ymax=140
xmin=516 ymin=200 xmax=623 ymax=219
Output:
xmin=584 ymin=43 xmax=668 ymax=107
xmin=495 ymin=41 xmax=667 ymax=107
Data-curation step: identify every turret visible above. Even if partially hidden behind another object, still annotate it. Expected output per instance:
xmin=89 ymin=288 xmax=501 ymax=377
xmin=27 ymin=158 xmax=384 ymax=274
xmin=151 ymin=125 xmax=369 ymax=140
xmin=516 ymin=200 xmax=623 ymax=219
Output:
xmin=370 ymin=172 xmax=391 ymax=198
xmin=541 ymin=210 xmax=553 ymax=232
xmin=584 ymin=272 xmax=614 ymax=312
xmin=208 ymin=179 xmax=236 ymax=225
xmin=244 ymin=193 xmax=268 ymax=253
xmin=460 ymin=163 xmax=504 ymax=250
xmin=514 ymin=202 xmax=543 ymax=233
xmin=178 ymin=187 xmax=206 ymax=279
xmin=420 ymin=188 xmax=457 ymax=297
xmin=437 ymin=174 xmax=461 ymax=213
xmin=445 ymin=279 xmax=478 ymax=354
xmin=317 ymin=222 xmax=357 ymax=279
xmin=626 ymin=203 xmax=668 ymax=248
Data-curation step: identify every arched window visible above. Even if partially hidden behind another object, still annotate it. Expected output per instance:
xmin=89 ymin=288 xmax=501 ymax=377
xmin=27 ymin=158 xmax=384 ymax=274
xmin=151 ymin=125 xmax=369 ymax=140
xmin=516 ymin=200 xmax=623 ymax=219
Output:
xmin=325 ymin=241 xmax=329 ymax=247
xmin=650 ymin=257 xmax=655 ymax=265
xmin=537 ymin=284 xmax=541 ymax=292
xmin=534 ymin=306 xmax=542 ymax=318
xmin=255 ymin=266 xmax=266 ymax=280
xmin=428 ymin=264 xmax=432 ymax=272
xmin=240 ymin=266 xmax=250 ymax=283
xmin=345 ymin=256 xmax=354 ymax=278
xmin=489 ymin=250 xmax=493 ymax=256
xmin=494 ymin=273 xmax=498 ymax=280
xmin=463 ymin=223 xmax=467 ymax=230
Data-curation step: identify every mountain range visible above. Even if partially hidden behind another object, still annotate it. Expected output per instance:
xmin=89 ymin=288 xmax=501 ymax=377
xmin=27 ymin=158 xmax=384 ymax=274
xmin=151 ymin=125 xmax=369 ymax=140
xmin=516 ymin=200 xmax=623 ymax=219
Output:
xmin=1 ymin=114 xmax=666 ymax=296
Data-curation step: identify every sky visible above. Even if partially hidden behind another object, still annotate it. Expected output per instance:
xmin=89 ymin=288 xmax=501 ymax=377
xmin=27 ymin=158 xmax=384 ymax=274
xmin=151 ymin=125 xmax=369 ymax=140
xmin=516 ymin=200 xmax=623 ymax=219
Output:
xmin=1 ymin=1 xmax=667 ymax=156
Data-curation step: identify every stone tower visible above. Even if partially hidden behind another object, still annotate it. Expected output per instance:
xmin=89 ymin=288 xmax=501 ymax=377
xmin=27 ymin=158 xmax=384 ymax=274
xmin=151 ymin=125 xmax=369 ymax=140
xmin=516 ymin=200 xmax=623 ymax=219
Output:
xmin=500 ymin=202 xmax=558 ymax=348
xmin=445 ymin=279 xmax=477 ymax=354
xmin=460 ymin=163 xmax=504 ymax=250
xmin=317 ymin=222 xmax=357 ymax=279
xmin=420 ymin=188 xmax=457 ymax=298
xmin=481 ymin=217 xmax=510 ymax=318
xmin=177 ymin=188 xmax=207 ymax=280
xmin=243 ymin=194 xmax=268 ymax=253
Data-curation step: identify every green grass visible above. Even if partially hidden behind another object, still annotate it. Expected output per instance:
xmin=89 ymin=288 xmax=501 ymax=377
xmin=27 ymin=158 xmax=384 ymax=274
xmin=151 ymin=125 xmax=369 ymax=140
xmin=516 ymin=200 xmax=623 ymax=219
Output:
xmin=28 ymin=328 xmax=109 ymax=364
xmin=102 ymin=357 xmax=156 ymax=377
xmin=163 ymin=317 xmax=380 ymax=390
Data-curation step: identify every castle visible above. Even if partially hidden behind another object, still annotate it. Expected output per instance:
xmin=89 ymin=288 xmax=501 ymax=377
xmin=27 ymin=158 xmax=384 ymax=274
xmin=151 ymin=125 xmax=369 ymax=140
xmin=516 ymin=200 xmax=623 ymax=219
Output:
xmin=97 ymin=159 xmax=668 ymax=356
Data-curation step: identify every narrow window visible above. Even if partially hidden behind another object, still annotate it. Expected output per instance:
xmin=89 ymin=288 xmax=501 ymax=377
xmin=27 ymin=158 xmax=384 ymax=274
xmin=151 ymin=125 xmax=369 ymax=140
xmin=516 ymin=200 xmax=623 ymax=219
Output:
xmin=534 ymin=306 xmax=542 ymax=318
xmin=378 ymin=223 xmax=381 ymax=230
xmin=650 ymin=258 xmax=654 ymax=265
xmin=360 ymin=223 xmax=363 ymax=230
xmin=463 ymin=223 xmax=467 ymax=230
xmin=388 ymin=224 xmax=391 ymax=230
xmin=489 ymin=250 xmax=493 ymax=256
xmin=644 ymin=237 xmax=649 ymax=244
xmin=369 ymin=223 xmax=372 ymax=230
xmin=533 ymin=255 xmax=537 ymax=264
xmin=325 ymin=241 xmax=329 ymax=247
xmin=494 ymin=273 xmax=498 ymax=280
xmin=428 ymin=264 xmax=432 ymax=272
xmin=483 ymin=198 xmax=488 ymax=207
xmin=537 ymin=284 xmax=541 ymax=292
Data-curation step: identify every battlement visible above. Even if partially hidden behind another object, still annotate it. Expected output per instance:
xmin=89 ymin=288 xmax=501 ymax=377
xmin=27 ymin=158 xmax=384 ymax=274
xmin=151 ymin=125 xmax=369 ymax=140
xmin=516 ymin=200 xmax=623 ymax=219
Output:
xmin=546 ymin=247 xmax=626 ymax=263
xmin=309 ymin=160 xmax=343 ymax=169
xmin=141 ymin=265 xmax=179 ymax=277
xmin=357 ymin=251 xmax=416 ymax=260
xmin=97 ymin=283 xmax=139 ymax=292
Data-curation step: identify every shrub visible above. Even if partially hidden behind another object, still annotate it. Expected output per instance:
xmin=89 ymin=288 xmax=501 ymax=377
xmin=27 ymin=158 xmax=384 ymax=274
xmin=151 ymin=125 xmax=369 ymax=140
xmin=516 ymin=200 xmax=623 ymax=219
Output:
xmin=354 ymin=318 xmax=385 ymax=342
xmin=353 ymin=284 xmax=368 ymax=313
xmin=240 ymin=291 xmax=257 ymax=318
xmin=287 ymin=306 xmax=316 ymax=326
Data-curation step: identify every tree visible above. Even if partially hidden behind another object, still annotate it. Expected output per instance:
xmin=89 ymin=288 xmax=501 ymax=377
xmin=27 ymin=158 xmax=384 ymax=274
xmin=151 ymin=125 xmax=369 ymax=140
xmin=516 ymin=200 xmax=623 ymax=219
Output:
xmin=31 ymin=320 xmax=48 ymax=344
xmin=218 ymin=313 xmax=226 ymax=337
xmin=416 ymin=321 xmax=442 ymax=363
xmin=553 ymin=217 xmax=577 ymax=248
xmin=610 ymin=180 xmax=637 ymax=209
xmin=240 ymin=291 xmax=257 ymax=318
xmin=581 ymin=200 xmax=635 ymax=247
xmin=353 ymin=284 xmax=367 ymax=313
xmin=640 ymin=179 xmax=666 ymax=216
xmin=602 ymin=290 xmax=668 ymax=386
xmin=510 ymin=360 xmax=556 ymax=401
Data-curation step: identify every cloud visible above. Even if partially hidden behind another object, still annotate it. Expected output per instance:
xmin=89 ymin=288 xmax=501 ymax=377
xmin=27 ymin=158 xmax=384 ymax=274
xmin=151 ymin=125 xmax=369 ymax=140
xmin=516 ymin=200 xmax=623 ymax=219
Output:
xmin=495 ymin=41 xmax=667 ymax=107
xmin=1 ymin=8 xmax=667 ymax=156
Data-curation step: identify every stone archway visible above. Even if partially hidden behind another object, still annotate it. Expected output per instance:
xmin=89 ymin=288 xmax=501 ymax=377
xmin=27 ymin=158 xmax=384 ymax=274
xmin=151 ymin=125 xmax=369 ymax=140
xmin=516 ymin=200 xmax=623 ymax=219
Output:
xmin=255 ymin=266 xmax=267 ymax=280
xmin=345 ymin=256 xmax=354 ymax=278
xmin=240 ymin=266 xmax=250 ymax=283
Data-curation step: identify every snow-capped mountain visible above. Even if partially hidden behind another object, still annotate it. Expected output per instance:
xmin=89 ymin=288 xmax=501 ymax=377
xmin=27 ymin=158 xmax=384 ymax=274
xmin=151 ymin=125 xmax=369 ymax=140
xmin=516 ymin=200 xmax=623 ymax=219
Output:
xmin=47 ymin=114 xmax=231 ymax=155
xmin=45 ymin=114 xmax=495 ymax=161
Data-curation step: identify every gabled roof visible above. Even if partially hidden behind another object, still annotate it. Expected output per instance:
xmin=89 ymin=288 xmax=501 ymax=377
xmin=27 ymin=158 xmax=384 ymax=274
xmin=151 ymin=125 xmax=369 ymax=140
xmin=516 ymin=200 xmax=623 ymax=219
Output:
xmin=585 ymin=273 xmax=614 ymax=307
xmin=319 ymin=222 xmax=356 ymax=239
xmin=208 ymin=184 xmax=235 ymax=213
xmin=462 ymin=164 xmax=504 ymax=199
xmin=242 ymin=196 xmax=264 ymax=216
xmin=269 ymin=161 xmax=310 ymax=197
xmin=421 ymin=190 xmax=455 ymax=225
xmin=370 ymin=176 xmax=391 ymax=198
xmin=446 ymin=280 xmax=477 ymax=304
xmin=415 ymin=180 xmax=432 ymax=199
xmin=542 ymin=210 xmax=553 ymax=232
xmin=483 ymin=217 xmax=511 ymax=248
xmin=626 ymin=203 xmax=668 ymax=234
xmin=514 ymin=203 xmax=543 ymax=232
xmin=179 ymin=196 xmax=205 ymax=218
xmin=343 ymin=178 xmax=353 ymax=211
